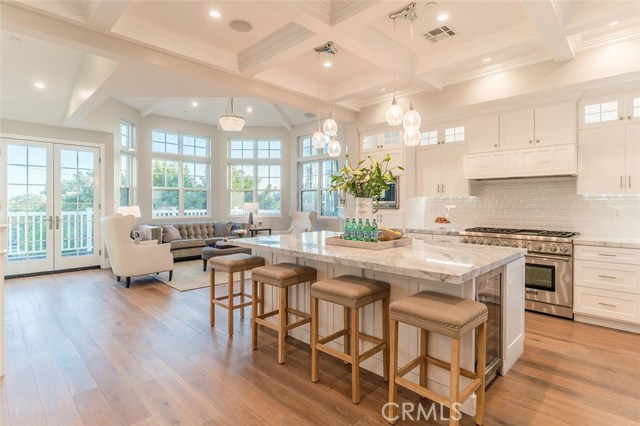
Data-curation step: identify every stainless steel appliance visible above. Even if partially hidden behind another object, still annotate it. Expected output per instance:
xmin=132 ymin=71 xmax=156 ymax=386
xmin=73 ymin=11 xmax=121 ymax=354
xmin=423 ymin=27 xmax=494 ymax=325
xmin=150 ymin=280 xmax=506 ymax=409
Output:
xmin=377 ymin=177 xmax=399 ymax=209
xmin=459 ymin=227 xmax=577 ymax=319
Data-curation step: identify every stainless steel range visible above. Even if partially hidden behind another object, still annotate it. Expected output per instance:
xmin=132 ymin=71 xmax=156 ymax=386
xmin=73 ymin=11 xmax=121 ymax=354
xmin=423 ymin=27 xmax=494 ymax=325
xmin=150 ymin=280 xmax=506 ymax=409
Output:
xmin=459 ymin=227 xmax=577 ymax=319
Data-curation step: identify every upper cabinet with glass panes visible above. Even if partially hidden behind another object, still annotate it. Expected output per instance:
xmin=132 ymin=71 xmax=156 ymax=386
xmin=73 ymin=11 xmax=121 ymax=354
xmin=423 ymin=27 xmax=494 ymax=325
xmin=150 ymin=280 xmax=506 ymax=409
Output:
xmin=418 ymin=122 xmax=466 ymax=147
xmin=578 ymin=92 xmax=640 ymax=130
xmin=360 ymin=130 xmax=401 ymax=153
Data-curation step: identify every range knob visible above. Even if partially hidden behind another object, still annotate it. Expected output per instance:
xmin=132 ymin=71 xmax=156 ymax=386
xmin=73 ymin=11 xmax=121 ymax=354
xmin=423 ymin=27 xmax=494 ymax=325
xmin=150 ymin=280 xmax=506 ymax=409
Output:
xmin=549 ymin=244 xmax=558 ymax=253
xmin=501 ymin=241 xmax=508 ymax=247
xmin=485 ymin=240 xmax=492 ymax=245
xmin=520 ymin=242 xmax=529 ymax=249
xmin=511 ymin=242 xmax=518 ymax=248
xmin=535 ymin=244 xmax=543 ymax=251
xmin=470 ymin=238 xmax=476 ymax=244
xmin=461 ymin=237 xmax=468 ymax=243
xmin=560 ymin=245 xmax=569 ymax=253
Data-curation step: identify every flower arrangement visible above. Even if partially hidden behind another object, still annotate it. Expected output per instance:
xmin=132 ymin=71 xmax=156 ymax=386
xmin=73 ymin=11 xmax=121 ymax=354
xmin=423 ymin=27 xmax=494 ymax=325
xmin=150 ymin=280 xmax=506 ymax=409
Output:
xmin=234 ymin=229 xmax=248 ymax=238
xmin=330 ymin=153 xmax=403 ymax=199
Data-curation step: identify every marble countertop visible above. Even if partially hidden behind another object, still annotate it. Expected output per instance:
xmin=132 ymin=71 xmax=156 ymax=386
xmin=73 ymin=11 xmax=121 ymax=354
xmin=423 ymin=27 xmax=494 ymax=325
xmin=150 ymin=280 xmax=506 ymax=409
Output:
xmin=406 ymin=227 xmax=462 ymax=236
xmin=232 ymin=231 xmax=525 ymax=285
xmin=574 ymin=236 xmax=640 ymax=250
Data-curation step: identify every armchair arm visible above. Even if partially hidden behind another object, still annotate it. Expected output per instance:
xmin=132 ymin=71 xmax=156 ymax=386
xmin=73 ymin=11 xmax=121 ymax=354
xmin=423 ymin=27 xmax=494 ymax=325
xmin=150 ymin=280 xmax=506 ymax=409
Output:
xmin=137 ymin=240 xmax=158 ymax=246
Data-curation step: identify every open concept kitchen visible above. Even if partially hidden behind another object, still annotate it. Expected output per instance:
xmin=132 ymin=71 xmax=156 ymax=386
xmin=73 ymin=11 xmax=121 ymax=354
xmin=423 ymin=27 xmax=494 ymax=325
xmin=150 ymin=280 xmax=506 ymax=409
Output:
xmin=1 ymin=1 xmax=639 ymax=425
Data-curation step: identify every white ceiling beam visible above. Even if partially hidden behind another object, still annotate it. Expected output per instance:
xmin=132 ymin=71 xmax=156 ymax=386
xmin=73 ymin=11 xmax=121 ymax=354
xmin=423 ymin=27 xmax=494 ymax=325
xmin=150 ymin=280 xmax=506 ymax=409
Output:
xmin=417 ymin=73 xmax=445 ymax=93
xmin=139 ymin=98 xmax=168 ymax=118
xmin=519 ymin=0 xmax=575 ymax=62
xmin=85 ymin=0 xmax=131 ymax=32
xmin=270 ymin=103 xmax=293 ymax=131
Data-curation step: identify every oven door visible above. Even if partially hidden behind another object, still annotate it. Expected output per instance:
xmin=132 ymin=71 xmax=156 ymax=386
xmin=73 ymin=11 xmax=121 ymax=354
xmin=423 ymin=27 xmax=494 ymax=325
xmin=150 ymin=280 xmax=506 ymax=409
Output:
xmin=525 ymin=254 xmax=572 ymax=308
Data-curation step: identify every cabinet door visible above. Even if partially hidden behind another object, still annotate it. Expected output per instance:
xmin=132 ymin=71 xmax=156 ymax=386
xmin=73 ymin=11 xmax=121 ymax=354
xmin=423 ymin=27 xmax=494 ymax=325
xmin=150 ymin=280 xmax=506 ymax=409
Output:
xmin=626 ymin=92 xmax=640 ymax=123
xmin=361 ymin=133 xmax=381 ymax=153
xmin=468 ymin=114 xmax=500 ymax=153
xmin=500 ymin=108 xmax=534 ymax=150
xmin=577 ymin=127 xmax=626 ymax=195
xmin=383 ymin=147 xmax=404 ymax=176
xmin=626 ymin=123 xmax=640 ymax=194
xmin=578 ymin=94 xmax=626 ymax=130
xmin=534 ymin=101 xmax=576 ymax=146
xmin=442 ymin=143 xmax=469 ymax=197
xmin=416 ymin=146 xmax=442 ymax=197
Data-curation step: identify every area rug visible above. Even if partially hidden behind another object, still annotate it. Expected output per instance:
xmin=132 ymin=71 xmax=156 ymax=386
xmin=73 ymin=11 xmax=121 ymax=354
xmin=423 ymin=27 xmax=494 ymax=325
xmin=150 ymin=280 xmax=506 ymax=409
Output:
xmin=150 ymin=259 xmax=252 ymax=292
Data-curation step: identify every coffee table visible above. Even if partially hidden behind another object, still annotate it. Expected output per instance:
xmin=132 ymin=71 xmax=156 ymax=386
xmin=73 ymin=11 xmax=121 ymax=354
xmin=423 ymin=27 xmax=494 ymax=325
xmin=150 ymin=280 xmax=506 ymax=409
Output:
xmin=201 ymin=245 xmax=252 ymax=271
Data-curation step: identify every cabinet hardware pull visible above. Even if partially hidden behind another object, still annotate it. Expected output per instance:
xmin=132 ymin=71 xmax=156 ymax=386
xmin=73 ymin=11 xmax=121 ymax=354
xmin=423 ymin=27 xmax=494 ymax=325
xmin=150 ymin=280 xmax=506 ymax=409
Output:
xmin=526 ymin=290 xmax=539 ymax=295
xmin=628 ymin=115 xmax=632 ymax=120
xmin=620 ymin=176 xmax=623 ymax=189
xmin=48 ymin=216 xmax=53 ymax=230
xmin=598 ymin=302 xmax=616 ymax=308
xmin=598 ymin=275 xmax=617 ymax=279
xmin=441 ymin=184 xmax=445 ymax=193
xmin=598 ymin=253 xmax=616 ymax=257
xmin=528 ymin=140 xmax=533 ymax=144
xmin=437 ymin=184 xmax=440 ymax=193
xmin=536 ymin=139 xmax=540 ymax=143
xmin=629 ymin=176 xmax=632 ymax=188
xmin=619 ymin=116 xmax=624 ymax=120
xmin=494 ymin=144 xmax=498 ymax=148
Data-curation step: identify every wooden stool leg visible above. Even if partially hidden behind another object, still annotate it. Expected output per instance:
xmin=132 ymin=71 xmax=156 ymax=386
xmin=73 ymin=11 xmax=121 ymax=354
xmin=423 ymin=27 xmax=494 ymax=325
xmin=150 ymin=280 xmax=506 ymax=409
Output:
xmin=240 ymin=270 xmax=245 ymax=318
xmin=258 ymin=282 xmax=264 ymax=315
xmin=344 ymin=306 xmax=351 ymax=362
xmin=311 ymin=296 xmax=319 ymax=382
xmin=252 ymin=280 xmax=258 ymax=350
xmin=278 ymin=286 xmax=287 ymax=364
xmin=387 ymin=319 xmax=398 ymax=424
xmin=420 ymin=329 xmax=429 ymax=391
xmin=228 ymin=272 xmax=234 ymax=336
xmin=209 ymin=268 xmax=216 ymax=327
xmin=351 ymin=308 xmax=360 ymax=404
xmin=382 ymin=297 xmax=390 ymax=382
xmin=475 ymin=322 xmax=487 ymax=426
xmin=449 ymin=337 xmax=461 ymax=426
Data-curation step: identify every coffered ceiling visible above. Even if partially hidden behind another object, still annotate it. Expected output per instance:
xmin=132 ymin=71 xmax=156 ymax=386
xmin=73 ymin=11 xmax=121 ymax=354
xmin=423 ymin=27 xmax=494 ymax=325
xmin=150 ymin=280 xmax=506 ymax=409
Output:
xmin=1 ymin=0 xmax=638 ymax=128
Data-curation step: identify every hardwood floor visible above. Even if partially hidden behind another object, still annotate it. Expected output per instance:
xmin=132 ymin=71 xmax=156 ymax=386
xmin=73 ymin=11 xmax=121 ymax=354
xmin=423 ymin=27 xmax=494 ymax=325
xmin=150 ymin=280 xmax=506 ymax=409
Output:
xmin=2 ymin=268 xmax=640 ymax=426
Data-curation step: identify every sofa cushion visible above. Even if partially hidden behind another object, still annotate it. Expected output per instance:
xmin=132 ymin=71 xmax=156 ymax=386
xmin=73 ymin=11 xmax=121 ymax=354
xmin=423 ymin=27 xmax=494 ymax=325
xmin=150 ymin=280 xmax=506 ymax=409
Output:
xmin=162 ymin=225 xmax=182 ymax=242
xmin=214 ymin=222 xmax=231 ymax=237
xmin=170 ymin=239 xmax=205 ymax=250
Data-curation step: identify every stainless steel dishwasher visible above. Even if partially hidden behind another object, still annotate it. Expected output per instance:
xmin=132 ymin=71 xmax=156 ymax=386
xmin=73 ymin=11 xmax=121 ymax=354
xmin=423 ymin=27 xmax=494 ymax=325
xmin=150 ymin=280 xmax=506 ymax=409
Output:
xmin=475 ymin=269 xmax=503 ymax=386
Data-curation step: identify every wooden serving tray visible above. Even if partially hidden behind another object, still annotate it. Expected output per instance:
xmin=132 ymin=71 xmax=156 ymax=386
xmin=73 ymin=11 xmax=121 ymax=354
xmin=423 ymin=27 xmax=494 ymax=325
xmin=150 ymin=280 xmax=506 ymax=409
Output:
xmin=325 ymin=236 xmax=412 ymax=250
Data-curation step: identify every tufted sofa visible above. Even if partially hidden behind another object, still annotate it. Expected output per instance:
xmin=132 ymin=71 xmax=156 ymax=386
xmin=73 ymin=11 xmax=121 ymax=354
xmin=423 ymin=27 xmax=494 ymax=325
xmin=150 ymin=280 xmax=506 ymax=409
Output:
xmin=139 ymin=221 xmax=251 ymax=260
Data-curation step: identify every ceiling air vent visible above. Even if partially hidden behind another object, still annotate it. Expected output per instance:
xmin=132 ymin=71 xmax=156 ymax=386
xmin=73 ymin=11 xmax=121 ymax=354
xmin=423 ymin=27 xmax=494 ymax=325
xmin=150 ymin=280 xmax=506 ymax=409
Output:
xmin=422 ymin=25 xmax=456 ymax=43
xmin=304 ymin=112 xmax=316 ymax=119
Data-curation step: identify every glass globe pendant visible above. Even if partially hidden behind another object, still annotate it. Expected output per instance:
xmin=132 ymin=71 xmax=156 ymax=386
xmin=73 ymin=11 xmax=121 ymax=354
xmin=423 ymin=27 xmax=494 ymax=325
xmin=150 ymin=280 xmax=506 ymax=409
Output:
xmin=403 ymin=102 xmax=421 ymax=130
xmin=312 ymin=129 xmax=326 ymax=149
xmin=328 ymin=137 xmax=341 ymax=157
xmin=386 ymin=97 xmax=403 ymax=126
xmin=323 ymin=116 xmax=338 ymax=137
xmin=403 ymin=126 xmax=421 ymax=146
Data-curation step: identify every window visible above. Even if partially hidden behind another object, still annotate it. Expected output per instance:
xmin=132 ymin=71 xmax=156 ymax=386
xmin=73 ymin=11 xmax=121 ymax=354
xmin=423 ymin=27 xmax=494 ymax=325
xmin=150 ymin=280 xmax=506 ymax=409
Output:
xmin=633 ymin=97 xmax=640 ymax=119
xmin=301 ymin=135 xmax=328 ymax=157
xmin=444 ymin=126 xmax=465 ymax=143
xmin=584 ymin=101 xmax=618 ymax=124
xmin=228 ymin=139 xmax=282 ymax=216
xmin=420 ymin=130 xmax=438 ymax=146
xmin=119 ymin=121 xmax=136 ymax=206
xmin=151 ymin=130 xmax=211 ymax=217
xmin=298 ymin=135 xmax=339 ymax=217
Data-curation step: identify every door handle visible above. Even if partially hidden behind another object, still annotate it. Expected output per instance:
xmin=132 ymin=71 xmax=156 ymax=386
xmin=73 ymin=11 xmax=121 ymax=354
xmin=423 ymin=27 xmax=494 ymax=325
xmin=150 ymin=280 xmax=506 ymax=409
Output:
xmin=441 ymin=184 xmax=445 ymax=193
xmin=56 ymin=215 xmax=60 ymax=230
xmin=48 ymin=216 xmax=53 ymax=230
xmin=437 ymin=184 xmax=440 ymax=193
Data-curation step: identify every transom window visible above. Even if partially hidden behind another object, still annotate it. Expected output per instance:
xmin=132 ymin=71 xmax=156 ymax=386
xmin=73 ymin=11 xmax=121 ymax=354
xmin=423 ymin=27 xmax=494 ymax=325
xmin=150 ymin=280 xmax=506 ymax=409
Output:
xmin=420 ymin=130 xmax=438 ymax=146
xmin=301 ymin=135 xmax=328 ymax=157
xmin=297 ymin=135 xmax=338 ymax=217
xmin=445 ymin=126 xmax=465 ymax=143
xmin=584 ymin=101 xmax=618 ymax=124
xmin=152 ymin=130 xmax=209 ymax=157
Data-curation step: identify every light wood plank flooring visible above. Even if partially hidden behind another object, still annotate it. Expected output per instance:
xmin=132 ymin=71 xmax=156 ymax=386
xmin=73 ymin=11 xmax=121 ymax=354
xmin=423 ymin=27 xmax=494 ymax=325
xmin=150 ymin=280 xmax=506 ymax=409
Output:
xmin=2 ymin=268 xmax=640 ymax=426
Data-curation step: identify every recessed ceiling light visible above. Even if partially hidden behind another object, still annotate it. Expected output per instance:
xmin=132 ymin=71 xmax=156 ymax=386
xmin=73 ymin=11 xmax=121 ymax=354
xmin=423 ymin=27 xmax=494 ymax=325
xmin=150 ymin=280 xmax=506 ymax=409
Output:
xmin=34 ymin=81 xmax=45 ymax=89
xmin=246 ymin=106 xmax=253 ymax=112
xmin=437 ymin=13 xmax=449 ymax=21
xmin=209 ymin=10 xmax=221 ymax=18
xmin=323 ymin=60 xmax=332 ymax=68
xmin=381 ymin=88 xmax=386 ymax=91
xmin=192 ymin=101 xmax=198 ymax=107
xmin=608 ymin=21 xmax=619 ymax=27
xmin=482 ymin=57 xmax=492 ymax=63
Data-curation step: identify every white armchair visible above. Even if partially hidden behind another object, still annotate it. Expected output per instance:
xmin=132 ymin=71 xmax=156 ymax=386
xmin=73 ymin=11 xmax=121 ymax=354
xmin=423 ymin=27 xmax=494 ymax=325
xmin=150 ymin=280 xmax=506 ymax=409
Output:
xmin=274 ymin=210 xmax=317 ymax=234
xmin=101 ymin=214 xmax=174 ymax=288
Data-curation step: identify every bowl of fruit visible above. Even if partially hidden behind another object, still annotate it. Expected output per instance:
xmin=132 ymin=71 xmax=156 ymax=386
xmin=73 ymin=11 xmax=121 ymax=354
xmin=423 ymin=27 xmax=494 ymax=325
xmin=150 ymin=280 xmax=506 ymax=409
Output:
xmin=434 ymin=216 xmax=451 ymax=229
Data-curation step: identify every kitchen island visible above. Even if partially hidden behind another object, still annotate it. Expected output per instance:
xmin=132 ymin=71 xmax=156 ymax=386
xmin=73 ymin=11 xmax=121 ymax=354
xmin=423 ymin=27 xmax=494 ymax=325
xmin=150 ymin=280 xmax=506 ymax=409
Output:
xmin=232 ymin=231 xmax=525 ymax=414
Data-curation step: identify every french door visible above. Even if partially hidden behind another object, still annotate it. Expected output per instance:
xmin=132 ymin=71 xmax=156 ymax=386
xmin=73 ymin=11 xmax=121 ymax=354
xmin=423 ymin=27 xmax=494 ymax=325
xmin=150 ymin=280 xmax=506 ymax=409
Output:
xmin=1 ymin=138 xmax=101 ymax=275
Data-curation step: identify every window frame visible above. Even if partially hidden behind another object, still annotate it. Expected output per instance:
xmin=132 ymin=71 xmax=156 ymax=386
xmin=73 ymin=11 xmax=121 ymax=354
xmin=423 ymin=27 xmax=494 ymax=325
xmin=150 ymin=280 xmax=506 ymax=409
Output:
xmin=297 ymin=135 xmax=339 ymax=218
xmin=119 ymin=120 xmax=136 ymax=207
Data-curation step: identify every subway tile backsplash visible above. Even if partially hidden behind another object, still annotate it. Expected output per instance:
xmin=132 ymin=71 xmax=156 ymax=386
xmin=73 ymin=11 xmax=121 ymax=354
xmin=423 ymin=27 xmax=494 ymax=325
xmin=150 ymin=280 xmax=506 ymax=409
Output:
xmin=423 ymin=177 xmax=640 ymax=238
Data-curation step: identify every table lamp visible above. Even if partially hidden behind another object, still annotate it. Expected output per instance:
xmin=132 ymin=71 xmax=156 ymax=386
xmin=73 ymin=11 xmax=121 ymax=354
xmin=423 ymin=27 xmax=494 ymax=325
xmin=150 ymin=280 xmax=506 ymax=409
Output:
xmin=243 ymin=202 xmax=259 ymax=225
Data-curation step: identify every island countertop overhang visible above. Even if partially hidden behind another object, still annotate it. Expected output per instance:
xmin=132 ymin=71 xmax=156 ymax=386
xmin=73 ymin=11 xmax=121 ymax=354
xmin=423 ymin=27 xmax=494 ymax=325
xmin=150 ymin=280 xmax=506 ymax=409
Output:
xmin=231 ymin=231 xmax=526 ymax=284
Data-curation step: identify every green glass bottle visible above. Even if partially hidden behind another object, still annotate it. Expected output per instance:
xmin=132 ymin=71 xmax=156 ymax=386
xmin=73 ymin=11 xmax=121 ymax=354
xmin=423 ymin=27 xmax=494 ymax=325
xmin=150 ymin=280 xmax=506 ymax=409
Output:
xmin=344 ymin=218 xmax=351 ymax=240
xmin=356 ymin=218 xmax=364 ymax=241
xmin=364 ymin=219 xmax=372 ymax=242
xmin=371 ymin=218 xmax=379 ymax=242
xmin=350 ymin=218 xmax=357 ymax=241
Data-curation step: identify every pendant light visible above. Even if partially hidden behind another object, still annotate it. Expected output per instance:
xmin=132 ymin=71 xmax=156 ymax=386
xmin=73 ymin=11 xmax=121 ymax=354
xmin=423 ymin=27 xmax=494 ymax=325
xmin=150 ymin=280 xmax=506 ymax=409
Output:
xmin=385 ymin=17 xmax=403 ymax=126
xmin=218 ymin=97 xmax=245 ymax=131
xmin=328 ymin=137 xmax=341 ymax=157
xmin=403 ymin=126 xmax=421 ymax=146
xmin=401 ymin=7 xmax=421 ymax=145
xmin=314 ymin=41 xmax=341 ymax=156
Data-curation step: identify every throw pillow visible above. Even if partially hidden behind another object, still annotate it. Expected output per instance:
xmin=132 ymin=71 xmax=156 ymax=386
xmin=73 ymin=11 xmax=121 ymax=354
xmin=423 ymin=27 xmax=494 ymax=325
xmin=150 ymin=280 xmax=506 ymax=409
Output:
xmin=214 ymin=221 xmax=231 ymax=237
xmin=162 ymin=225 xmax=182 ymax=242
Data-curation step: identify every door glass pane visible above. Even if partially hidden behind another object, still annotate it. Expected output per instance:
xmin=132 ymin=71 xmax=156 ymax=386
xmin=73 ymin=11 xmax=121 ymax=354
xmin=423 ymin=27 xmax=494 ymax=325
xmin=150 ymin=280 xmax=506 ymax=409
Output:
xmin=6 ymin=145 xmax=48 ymax=261
xmin=59 ymin=150 xmax=95 ymax=257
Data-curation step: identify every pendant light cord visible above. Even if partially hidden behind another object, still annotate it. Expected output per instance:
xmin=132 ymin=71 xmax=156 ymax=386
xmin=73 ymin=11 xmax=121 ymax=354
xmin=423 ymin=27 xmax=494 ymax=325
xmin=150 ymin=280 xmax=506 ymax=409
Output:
xmin=392 ymin=18 xmax=397 ymax=99
xmin=409 ymin=19 xmax=414 ymax=100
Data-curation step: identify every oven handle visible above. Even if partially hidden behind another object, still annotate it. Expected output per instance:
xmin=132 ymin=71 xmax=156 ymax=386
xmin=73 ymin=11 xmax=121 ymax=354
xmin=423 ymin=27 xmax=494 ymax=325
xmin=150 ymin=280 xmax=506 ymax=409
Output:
xmin=526 ymin=253 xmax=571 ymax=262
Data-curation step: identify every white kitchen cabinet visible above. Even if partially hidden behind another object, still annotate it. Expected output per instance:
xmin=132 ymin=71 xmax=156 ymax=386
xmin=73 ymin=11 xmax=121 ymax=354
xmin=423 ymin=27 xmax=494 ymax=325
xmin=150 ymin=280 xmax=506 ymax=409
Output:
xmin=626 ymin=91 xmax=640 ymax=123
xmin=419 ymin=121 xmax=467 ymax=147
xmin=406 ymin=232 xmax=433 ymax=242
xmin=574 ymin=243 xmax=640 ymax=331
xmin=417 ymin=142 xmax=469 ymax=197
xmin=578 ymin=92 xmax=639 ymax=130
xmin=577 ymin=123 xmax=639 ymax=195
xmin=468 ymin=114 xmax=500 ymax=154
xmin=360 ymin=130 xmax=404 ymax=175
xmin=431 ymin=235 xmax=459 ymax=244
xmin=499 ymin=101 xmax=576 ymax=150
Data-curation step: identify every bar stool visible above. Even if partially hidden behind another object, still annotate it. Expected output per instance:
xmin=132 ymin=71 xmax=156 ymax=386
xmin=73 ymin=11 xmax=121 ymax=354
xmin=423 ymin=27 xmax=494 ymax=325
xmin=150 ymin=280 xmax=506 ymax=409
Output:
xmin=310 ymin=275 xmax=390 ymax=404
xmin=209 ymin=253 xmax=265 ymax=336
xmin=251 ymin=263 xmax=317 ymax=364
xmin=387 ymin=291 xmax=488 ymax=426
